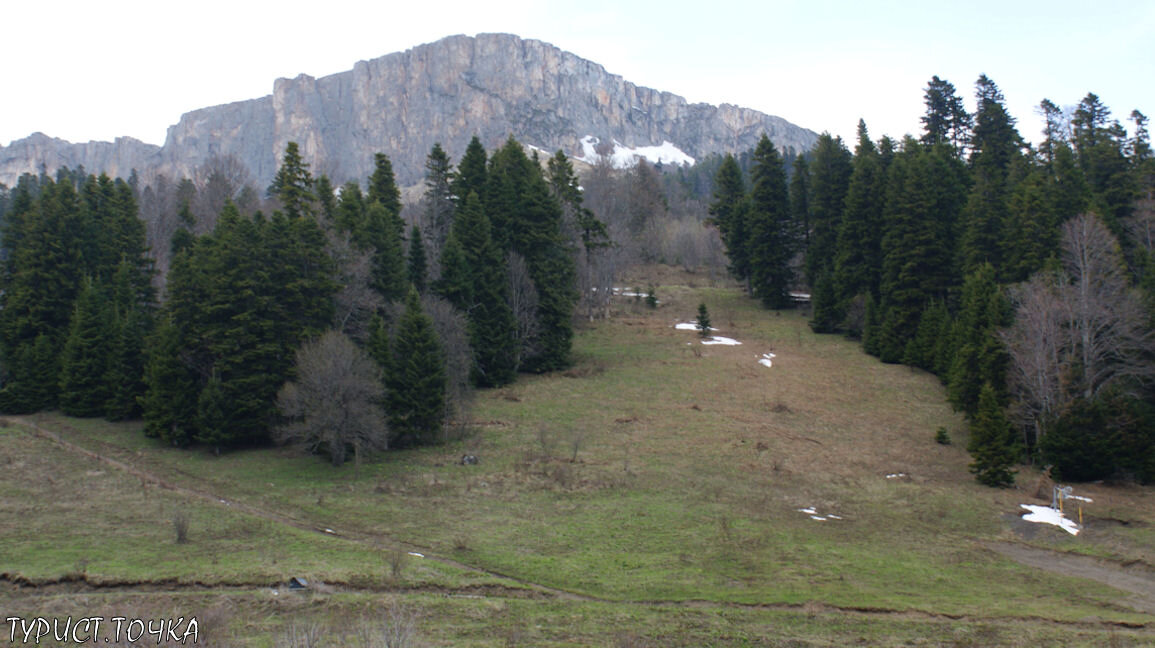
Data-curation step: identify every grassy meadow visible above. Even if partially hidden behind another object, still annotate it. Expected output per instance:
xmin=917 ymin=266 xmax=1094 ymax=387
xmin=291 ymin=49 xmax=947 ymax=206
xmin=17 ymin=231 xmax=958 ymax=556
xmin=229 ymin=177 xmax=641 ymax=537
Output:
xmin=2 ymin=268 xmax=1152 ymax=646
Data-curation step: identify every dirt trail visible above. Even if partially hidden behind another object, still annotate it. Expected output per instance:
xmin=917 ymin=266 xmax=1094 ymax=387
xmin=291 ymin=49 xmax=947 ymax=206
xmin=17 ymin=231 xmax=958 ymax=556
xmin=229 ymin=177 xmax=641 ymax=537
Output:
xmin=987 ymin=541 xmax=1155 ymax=615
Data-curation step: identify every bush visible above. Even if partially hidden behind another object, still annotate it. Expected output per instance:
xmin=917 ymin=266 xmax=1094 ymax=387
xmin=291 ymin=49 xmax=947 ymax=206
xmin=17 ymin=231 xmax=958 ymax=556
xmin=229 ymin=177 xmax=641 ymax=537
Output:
xmin=935 ymin=427 xmax=951 ymax=445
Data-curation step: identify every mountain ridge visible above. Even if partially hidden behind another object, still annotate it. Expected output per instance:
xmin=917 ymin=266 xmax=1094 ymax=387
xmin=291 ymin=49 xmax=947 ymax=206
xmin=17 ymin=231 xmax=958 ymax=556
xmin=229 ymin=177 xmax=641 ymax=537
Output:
xmin=0 ymin=33 xmax=819 ymax=189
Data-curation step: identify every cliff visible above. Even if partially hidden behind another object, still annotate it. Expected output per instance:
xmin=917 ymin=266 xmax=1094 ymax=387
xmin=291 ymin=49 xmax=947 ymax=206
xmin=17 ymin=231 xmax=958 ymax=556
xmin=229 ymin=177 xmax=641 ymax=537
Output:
xmin=0 ymin=34 xmax=818 ymax=189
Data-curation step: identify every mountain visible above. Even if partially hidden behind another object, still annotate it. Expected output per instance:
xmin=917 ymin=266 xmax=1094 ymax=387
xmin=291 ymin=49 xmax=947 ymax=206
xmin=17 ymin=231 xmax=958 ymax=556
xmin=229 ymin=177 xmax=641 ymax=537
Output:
xmin=0 ymin=33 xmax=819 ymax=189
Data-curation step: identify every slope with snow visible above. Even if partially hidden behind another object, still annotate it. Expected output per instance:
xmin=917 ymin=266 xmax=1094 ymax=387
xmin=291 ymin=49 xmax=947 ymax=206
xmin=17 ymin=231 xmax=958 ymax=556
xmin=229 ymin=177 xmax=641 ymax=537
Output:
xmin=576 ymin=135 xmax=695 ymax=169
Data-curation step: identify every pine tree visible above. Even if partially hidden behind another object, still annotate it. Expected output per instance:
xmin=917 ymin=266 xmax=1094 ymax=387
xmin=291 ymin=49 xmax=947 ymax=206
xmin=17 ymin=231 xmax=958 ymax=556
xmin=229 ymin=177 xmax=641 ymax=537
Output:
xmin=335 ymin=181 xmax=366 ymax=238
xmin=451 ymin=135 xmax=489 ymax=206
xmin=424 ymin=143 xmax=455 ymax=252
xmin=708 ymin=154 xmax=752 ymax=293
xmin=141 ymin=315 xmax=198 ymax=445
xmin=386 ymin=288 xmax=447 ymax=447
xmin=947 ymin=264 xmax=1011 ymax=417
xmin=968 ymin=382 xmax=1018 ymax=487
xmin=808 ymin=271 xmax=840 ymax=333
xmin=453 ymin=191 xmax=518 ymax=386
xmin=834 ymin=121 xmax=885 ymax=308
xmin=367 ymin=153 xmax=404 ymax=238
xmin=920 ymin=75 xmax=971 ymax=154
xmin=804 ymin=134 xmax=852 ymax=286
xmin=434 ymin=233 xmax=472 ymax=310
xmin=407 ymin=225 xmax=428 ymax=293
xmin=58 ymin=278 xmax=113 ymax=417
xmin=269 ymin=142 xmax=315 ymax=219
xmin=367 ymin=202 xmax=408 ymax=301
xmin=746 ymin=134 xmax=796 ymax=309
xmin=696 ymin=303 xmax=712 ymax=338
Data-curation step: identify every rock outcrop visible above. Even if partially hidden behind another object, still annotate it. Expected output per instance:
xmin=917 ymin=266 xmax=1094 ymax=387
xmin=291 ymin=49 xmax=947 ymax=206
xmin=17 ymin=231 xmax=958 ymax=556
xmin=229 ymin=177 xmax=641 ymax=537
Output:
xmin=0 ymin=33 xmax=818 ymax=189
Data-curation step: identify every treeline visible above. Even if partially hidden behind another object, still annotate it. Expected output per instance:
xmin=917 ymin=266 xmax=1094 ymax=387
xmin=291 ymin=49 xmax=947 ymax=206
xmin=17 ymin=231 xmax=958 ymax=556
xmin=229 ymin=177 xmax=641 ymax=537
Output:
xmin=712 ymin=76 xmax=1155 ymax=484
xmin=0 ymin=136 xmax=599 ymax=464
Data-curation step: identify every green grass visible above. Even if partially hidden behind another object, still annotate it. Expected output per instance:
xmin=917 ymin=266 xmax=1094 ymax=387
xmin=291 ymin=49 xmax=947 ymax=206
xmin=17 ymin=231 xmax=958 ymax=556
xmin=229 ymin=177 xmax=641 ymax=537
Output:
xmin=3 ymin=269 xmax=1153 ymax=645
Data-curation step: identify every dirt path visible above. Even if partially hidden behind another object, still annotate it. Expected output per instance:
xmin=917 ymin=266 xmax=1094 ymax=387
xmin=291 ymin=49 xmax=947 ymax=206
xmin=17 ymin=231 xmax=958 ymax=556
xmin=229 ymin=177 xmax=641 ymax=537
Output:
xmin=987 ymin=541 xmax=1155 ymax=615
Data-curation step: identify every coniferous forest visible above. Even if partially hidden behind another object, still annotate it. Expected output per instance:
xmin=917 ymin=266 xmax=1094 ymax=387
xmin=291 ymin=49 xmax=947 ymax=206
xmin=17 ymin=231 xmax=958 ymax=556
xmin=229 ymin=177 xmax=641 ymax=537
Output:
xmin=711 ymin=77 xmax=1155 ymax=485
xmin=0 ymin=76 xmax=1151 ymax=487
xmin=0 ymin=136 xmax=592 ymax=464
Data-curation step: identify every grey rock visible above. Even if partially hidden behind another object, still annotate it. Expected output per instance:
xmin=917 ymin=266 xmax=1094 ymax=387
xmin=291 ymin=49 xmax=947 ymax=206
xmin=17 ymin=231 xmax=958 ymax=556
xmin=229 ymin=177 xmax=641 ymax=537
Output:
xmin=0 ymin=34 xmax=818 ymax=189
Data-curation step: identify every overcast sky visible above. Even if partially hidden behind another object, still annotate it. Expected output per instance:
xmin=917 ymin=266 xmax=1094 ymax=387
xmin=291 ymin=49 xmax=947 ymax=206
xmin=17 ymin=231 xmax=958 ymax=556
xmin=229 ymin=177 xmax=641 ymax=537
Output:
xmin=4 ymin=0 xmax=1153 ymax=151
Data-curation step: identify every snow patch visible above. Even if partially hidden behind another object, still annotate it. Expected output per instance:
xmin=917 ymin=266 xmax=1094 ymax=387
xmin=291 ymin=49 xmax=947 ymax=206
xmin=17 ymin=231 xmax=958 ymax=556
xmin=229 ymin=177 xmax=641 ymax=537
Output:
xmin=675 ymin=322 xmax=717 ymax=331
xmin=577 ymin=135 xmax=695 ymax=169
xmin=758 ymin=352 xmax=776 ymax=368
xmin=797 ymin=506 xmax=840 ymax=522
xmin=701 ymin=336 xmax=741 ymax=346
xmin=1020 ymin=504 xmax=1080 ymax=535
xmin=886 ymin=473 xmax=908 ymax=479
xmin=407 ymin=551 xmax=425 ymax=558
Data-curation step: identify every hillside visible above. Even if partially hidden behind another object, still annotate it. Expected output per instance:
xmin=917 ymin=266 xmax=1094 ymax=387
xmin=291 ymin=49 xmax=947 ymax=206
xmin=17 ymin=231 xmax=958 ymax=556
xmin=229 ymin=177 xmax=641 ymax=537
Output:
xmin=0 ymin=34 xmax=818 ymax=189
xmin=2 ymin=269 xmax=1151 ymax=646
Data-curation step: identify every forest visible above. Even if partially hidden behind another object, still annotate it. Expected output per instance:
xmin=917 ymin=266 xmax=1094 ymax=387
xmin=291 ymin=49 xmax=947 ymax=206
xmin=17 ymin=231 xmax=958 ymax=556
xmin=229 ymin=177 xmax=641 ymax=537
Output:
xmin=709 ymin=75 xmax=1155 ymax=485
xmin=0 ymin=74 xmax=1151 ymax=486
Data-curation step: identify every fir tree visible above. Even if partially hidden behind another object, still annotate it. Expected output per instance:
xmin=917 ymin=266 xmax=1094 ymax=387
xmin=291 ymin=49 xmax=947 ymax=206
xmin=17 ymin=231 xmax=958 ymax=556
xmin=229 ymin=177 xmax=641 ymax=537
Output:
xmin=746 ymin=135 xmax=796 ymax=309
xmin=453 ymin=191 xmax=518 ymax=386
xmin=58 ymin=278 xmax=113 ymax=417
xmin=269 ymin=142 xmax=315 ymax=219
xmin=695 ymin=303 xmax=712 ymax=338
xmin=968 ymin=382 xmax=1018 ymax=487
xmin=947 ymin=264 xmax=1011 ymax=417
xmin=141 ymin=315 xmax=198 ymax=446
xmin=451 ymin=135 xmax=489 ymax=206
xmin=804 ymin=134 xmax=852 ymax=286
xmin=407 ymin=225 xmax=428 ymax=293
xmin=708 ymin=154 xmax=752 ymax=293
xmin=367 ymin=202 xmax=409 ymax=301
xmin=434 ymin=233 xmax=472 ymax=309
xmin=367 ymin=153 xmax=404 ymax=238
xmin=386 ymin=288 xmax=447 ymax=447
xmin=834 ymin=121 xmax=885 ymax=309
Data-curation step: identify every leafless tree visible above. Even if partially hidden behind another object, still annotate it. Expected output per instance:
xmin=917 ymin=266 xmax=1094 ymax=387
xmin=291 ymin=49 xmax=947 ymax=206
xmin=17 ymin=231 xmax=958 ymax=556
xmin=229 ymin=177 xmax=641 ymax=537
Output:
xmin=327 ymin=229 xmax=383 ymax=342
xmin=507 ymin=251 xmax=541 ymax=367
xmin=1060 ymin=213 xmax=1153 ymax=400
xmin=1001 ymin=272 xmax=1067 ymax=447
xmin=417 ymin=294 xmax=473 ymax=431
xmin=1003 ymin=213 xmax=1155 ymax=444
xmin=276 ymin=331 xmax=388 ymax=466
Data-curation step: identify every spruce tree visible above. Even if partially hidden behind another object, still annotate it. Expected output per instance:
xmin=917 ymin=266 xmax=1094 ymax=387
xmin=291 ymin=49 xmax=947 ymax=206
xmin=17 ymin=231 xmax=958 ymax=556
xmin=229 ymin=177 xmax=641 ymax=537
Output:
xmin=367 ymin=153 xmax=404 ymax=238
xmin=746 ymin=134 xmax=796 ymax=309
xmin=695 ymin=303 xmax=712 ymax=338
xmin=708 ymin=154 xmax=752 ymax=293
xmin=386 ymin=288 xmax=447 ymax=447
xmin=453 ymin=191 xmax=518 ymax=386
xmin=834 ymin=121 xmax=885 ymax=309
xmin=451 ymin=135 xmax=489 ymax=205
xmin=947 ymin=264 xmax=1011 ymax=417
xmin=367 ymin=202 xmax=409 ymax=301
xmin=407 ymin=225 xmax=428 ymax=293
xmin=269 ymin=142 xmax=315 ymax=219
xmin=804 ymin=134 xmax=852 ymax=286
xmin=434 ymin=233 xmax=472 ymax=310
xmin=58 ymin=278 xmax=113 ymax=417
xmin=968 ymin=382 xmax=1018 ymax=487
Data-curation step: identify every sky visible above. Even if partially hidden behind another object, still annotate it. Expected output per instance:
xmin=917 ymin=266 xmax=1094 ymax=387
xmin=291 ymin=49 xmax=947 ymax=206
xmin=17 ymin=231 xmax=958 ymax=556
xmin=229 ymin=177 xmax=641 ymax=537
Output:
xmin=3 ymin=0 xmax=1154 ymax=151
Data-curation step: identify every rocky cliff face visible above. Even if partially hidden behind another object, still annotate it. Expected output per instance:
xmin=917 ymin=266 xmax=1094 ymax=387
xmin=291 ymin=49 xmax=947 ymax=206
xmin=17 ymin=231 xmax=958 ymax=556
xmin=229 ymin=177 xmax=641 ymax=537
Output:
xmin=0 ymin=33 xmax=818 ymax=189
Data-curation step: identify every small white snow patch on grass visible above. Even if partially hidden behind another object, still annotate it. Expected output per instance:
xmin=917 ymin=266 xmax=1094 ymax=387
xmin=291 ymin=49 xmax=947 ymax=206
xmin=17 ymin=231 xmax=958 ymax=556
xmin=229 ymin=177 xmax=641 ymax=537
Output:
xmin=810 ymin=515 xmax=827 ymax=521
xmin=757 ymin=352 xmax=776 ymax=368
xmin=675 ymin=322 xmax=717 ymax=331
xmin=886 ymin=473 xmax=908 ymax=479
xmin=1020 ymin=504 xmax=1080 ymax=535
xmin=407 ymin=551 xmax=425 ymax=558
xmin=702 ymin=336 xmax=741 ymax=346
xmin=798 ymin=507 xmax=817 ymax=515
xmin=827 ymin=514 xmax=842 ymax=520
xmin=798 ymin=506 xmax=840 ymax=522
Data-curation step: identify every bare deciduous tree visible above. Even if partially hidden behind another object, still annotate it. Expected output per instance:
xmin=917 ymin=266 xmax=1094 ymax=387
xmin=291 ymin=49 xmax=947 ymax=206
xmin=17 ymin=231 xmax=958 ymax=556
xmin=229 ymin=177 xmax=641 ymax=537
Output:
xmin=276 ymin=331 xmax=388 ymax=466
xmin=327 ymin=230 xmax=383 ymax=342
xmin=1003 ymin=213 xmax=1155 ymax=445
xmin=507 ymin=251 xmax=541 ymax=367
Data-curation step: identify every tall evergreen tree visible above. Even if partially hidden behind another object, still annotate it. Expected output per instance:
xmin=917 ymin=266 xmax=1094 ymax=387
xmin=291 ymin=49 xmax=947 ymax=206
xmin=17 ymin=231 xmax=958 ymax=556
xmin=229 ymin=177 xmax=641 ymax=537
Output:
xmin=708 ymin=154 xmax=752 ymax=294
xmin=920 ymin=75 xmax=971 ymax=154
xmin=367 ymin=202 xmax=409 ymax=301
xmin=946 ymin=263 xmax=1011 ymax=416
xmin=58 ymin=278 xmax=114 ymax=417
xmin=407 ymin=225 xmax=428 ymax=293
xmin=424 ymin=143 xmax=455 ymax=253
xmin=386 ymin=288 xmax=447 ymax=447
xmin=834 ymin=121 xmax=886 ymax=310
xmin=269 ymin=142 xmax=315 ymax=219
xmin=968 ymin=382 xmax=1018 ymax=487
xmin=451 ymin=136 xmax=489 ymax=206
xmin=804 ymin=134 xmax=852 ymax=286
xmin=367 ymin=153 xmax=404 ymax=238
xmin=453 ymin=191 xmax=518 ymax=386
xmin=746 ymin=134 xmax=796 ymax=309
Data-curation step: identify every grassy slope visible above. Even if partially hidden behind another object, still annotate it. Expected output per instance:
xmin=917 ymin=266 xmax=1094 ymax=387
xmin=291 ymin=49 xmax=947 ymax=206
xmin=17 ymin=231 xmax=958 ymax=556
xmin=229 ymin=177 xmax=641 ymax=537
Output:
xmin=2 ymin=269 xmax=1152 ymax=646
